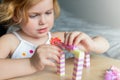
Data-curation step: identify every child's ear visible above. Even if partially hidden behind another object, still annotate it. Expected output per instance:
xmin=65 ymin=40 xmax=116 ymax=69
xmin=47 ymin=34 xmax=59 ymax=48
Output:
xmin=12 ymin=16 xmax=22 ymax=24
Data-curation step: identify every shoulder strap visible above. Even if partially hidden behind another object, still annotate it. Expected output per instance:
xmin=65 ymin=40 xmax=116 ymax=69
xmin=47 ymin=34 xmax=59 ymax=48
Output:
xmin=46 ymin=32 xmax=51 ymax=44
xmin=13 ymin=32 xmax=22 ymax=41
xmin=13 ymin=31 xmax=51 ymax=44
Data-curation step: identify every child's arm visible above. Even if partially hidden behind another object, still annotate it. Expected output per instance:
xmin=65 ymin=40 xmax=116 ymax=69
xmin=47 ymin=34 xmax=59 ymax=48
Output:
xmin=0 ymin=34 xmax=37 ymax=79
xmin=0 ymin=58 xmax=36 ymax=79
xmin=92 ymin=36 xmax=110 ymax=53
xmin=0 ymin=34 xmax=61 ymax=79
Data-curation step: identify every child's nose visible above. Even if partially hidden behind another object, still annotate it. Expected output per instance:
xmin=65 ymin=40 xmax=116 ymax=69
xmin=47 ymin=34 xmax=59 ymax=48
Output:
xmin=39 ymin=15 xmax=47 ymax=25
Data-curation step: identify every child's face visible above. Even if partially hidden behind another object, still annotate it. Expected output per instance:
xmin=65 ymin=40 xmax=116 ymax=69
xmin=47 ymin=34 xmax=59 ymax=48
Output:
xmin=20 ymin=0 xmax=54 ymax=38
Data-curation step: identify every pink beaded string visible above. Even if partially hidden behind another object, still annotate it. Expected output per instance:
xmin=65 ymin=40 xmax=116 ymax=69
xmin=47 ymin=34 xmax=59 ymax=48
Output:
xmin=105 ymin=66 xmax=120 ymax=80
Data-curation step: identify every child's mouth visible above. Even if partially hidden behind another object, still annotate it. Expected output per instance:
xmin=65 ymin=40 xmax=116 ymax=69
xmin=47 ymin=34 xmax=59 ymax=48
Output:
xmin=37 ymin=28 xmax=48 ymax=33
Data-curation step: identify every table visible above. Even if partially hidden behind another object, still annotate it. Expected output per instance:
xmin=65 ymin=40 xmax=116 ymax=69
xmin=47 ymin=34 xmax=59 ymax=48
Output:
xmin=10 ymin=54 xmax=120 ymax=80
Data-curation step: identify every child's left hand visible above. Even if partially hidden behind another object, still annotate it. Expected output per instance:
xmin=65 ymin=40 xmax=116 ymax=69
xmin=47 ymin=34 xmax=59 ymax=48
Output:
xmin=64 ymin=31 xmax=95 ymax=53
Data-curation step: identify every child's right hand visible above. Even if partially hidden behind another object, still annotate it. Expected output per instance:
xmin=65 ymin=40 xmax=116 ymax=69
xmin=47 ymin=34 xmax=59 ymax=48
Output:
xmin=30 ymin=44 xmax=62 ymax=71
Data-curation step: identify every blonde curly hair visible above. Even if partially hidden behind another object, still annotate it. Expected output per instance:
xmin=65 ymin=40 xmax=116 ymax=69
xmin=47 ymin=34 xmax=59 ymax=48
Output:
xmin=0 ymin=0 xmax=60 ymax=26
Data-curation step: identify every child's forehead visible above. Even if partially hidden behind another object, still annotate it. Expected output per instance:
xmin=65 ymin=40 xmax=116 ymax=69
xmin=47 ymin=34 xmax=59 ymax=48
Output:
xmin=28 ymin=0 xmax=53 ymax=12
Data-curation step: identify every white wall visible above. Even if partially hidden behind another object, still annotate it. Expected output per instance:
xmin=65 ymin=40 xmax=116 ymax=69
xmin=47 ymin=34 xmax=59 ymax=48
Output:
xmin=58 ymin=0 xmax=120 ymax=27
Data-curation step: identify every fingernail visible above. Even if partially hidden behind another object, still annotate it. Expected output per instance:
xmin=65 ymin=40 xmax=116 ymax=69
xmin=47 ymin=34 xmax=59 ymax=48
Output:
xmin=58 ymin=50 xmax=62 ymax=52
xmin=60 ymin=51 xmax=64 ymax=54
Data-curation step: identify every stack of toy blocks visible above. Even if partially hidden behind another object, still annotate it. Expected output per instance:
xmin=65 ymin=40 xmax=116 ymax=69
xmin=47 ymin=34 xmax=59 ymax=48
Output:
xmin=57 ymin=47 xmax=90 ymax=80
xmin=50 ymin=37 xmax=90 ymax=80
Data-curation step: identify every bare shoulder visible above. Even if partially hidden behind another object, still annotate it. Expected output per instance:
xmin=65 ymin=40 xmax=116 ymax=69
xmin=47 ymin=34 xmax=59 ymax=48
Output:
xmin=0 ymin=33 xmax=18 ymax=43
xmin=51 ymin=32 xmax=65 ymax=42
xmin=0 ymin=33 xmax=19 ymax=58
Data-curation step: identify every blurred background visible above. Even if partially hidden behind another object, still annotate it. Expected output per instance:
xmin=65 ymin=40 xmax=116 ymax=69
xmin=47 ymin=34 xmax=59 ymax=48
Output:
xmin=58 ymin=0 xmax=120 ymax=28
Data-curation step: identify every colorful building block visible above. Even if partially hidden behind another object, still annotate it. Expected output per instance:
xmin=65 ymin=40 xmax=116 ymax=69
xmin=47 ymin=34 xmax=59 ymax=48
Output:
xmin=56 ymin=53 xmax=65 ymax=77
xmin=84 ymin=53 xmax=90 ymax=67
xmin=71 ymin=49 xmax=85 ymax=80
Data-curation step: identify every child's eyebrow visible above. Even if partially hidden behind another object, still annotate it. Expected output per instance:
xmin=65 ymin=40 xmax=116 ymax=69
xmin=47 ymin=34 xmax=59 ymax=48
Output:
xmin=47 ymin=8 xmax=53 ymax=11
xmin=28 ymin=8 xmax=53 ymax=14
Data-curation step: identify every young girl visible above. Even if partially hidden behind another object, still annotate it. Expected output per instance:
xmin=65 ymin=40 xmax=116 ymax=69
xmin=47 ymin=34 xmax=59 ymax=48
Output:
xmin=0 ymin=0 xmax=109 ymax=79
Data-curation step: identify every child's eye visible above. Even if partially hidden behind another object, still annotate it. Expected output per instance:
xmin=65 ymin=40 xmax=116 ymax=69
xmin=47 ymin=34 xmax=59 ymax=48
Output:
xmin=45 ymin=11 xmax=52 ymax=15
xmin=29 ymin=14 xmax=38 ymax=18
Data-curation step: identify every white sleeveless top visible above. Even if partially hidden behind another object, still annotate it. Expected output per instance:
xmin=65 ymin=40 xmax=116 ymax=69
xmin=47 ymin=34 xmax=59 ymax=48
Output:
xmin=11 ymin=32 xmax=51 ymax=59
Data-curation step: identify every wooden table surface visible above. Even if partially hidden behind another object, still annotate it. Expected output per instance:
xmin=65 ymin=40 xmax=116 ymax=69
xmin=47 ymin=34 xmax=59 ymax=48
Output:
xmin=9 ymin=54 xmax=120 ymax=80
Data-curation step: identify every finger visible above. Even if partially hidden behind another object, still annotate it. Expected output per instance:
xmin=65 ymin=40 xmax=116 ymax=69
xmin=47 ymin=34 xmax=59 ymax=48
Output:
xmin=64 ymin=32 xmax=67 ymax=45
xmin=44 ymin=45 xmax=61 ymax=57
xmin=51 ymin=47 xmax=62 ymax=57
xmin=69 ymin=32 xmax=80 ymax=45
xmin=48 ymin=50 xmax=61 ymax=61
xmin=64 ymin=32 xmax=70 ymax=45
xmin=80 ymin=39 xmax=92 ymax=52
xmin=44 ymin=59 xmax=56 ymax=67
xmin=41 ymin=44 xmax=62 ymax=52
xmin=50 ymin=54 xmax=60 ymax=63
xmin=73 ymin=33 xmax=85 ymax=46
xmin=77 ymin=43 xmax=88 ymax=52
xmin=50 ymin=45 xmax=62 ymax=52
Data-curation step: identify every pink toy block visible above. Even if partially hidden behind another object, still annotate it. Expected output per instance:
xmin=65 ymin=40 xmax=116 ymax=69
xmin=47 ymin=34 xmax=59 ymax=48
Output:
xmin=84 ymin=53 xmax=90 ymax=67
xmin=56 ymin=53 xmax=65 ymax=77
xmin=70 ymin=48 xmax=85 ymax=80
